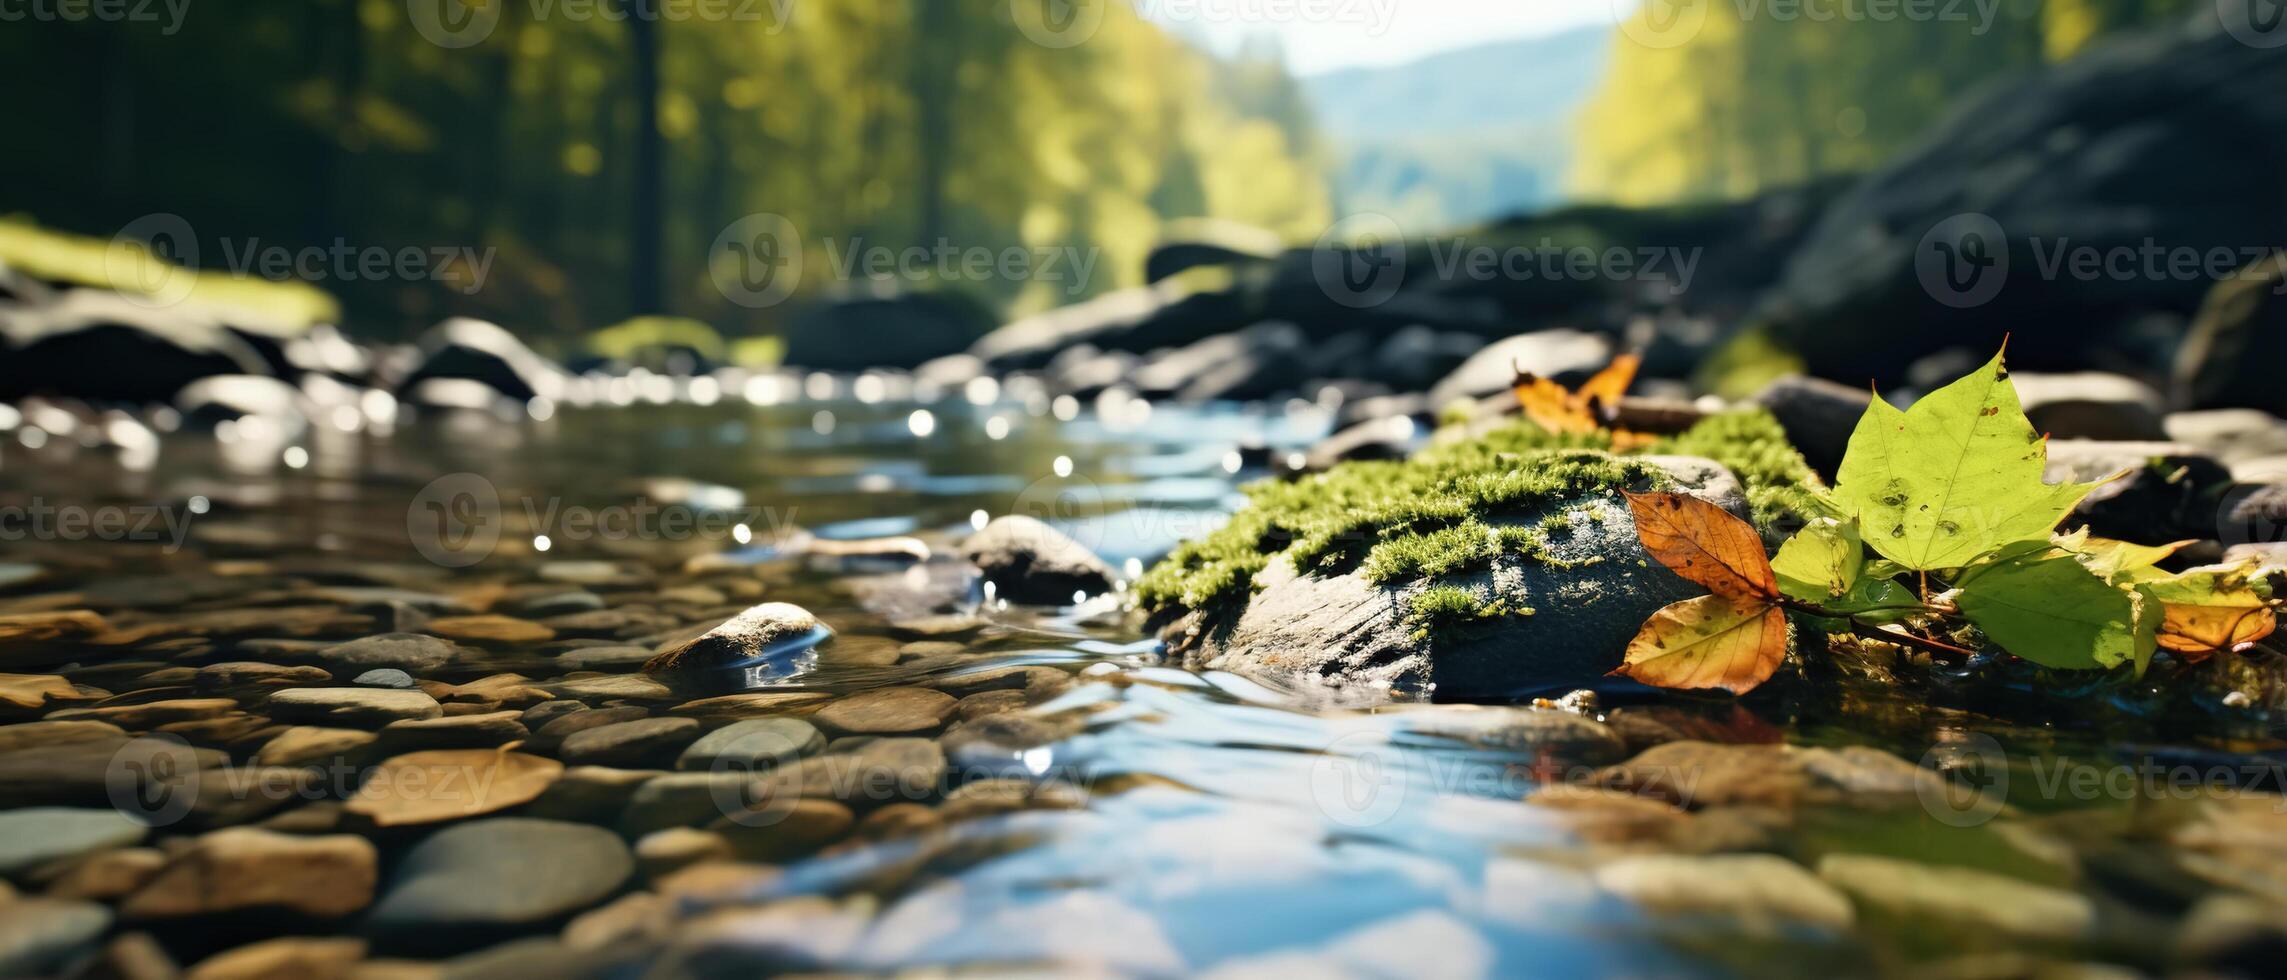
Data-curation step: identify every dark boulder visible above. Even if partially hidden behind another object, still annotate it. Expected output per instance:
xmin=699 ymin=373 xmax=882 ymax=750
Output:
xmin=1749 ymin=375 xmax=1873 ymax=479
xmin=394 ymin=317 xmax=565 ymax=404
xmin=1756 ymin=8 xmax=2287 ymax=385
xmin=781 ymin=288 xmax=996 ymax=371
xmin=2173 ymin=251 xmax=2287 ymax=417
xmin=2045 ymin=440 xmax=2233 ymax=543
xmin=0 ymin=290 xmax=272 ymax=403
xmin=960 ymin=515 xmax=1116 ymax=605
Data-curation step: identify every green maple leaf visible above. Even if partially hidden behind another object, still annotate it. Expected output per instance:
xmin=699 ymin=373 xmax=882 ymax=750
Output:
xmin=1834 ymin=349 xmax=2106 ymax=571
xmin=1771 ymin=517 xmax=1861 ymax=602
xmin=1955 ymin=548 xmax=2157 ymax=671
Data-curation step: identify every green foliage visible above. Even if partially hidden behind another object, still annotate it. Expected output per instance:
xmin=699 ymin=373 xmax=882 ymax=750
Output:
xmin=1771 ymin=517 xmax=1860 ymax=602
xmin=1954 ymin=547 xmax=2157 ymax=671
xmin=1835 ymin=350 xmax=2103 ymax=570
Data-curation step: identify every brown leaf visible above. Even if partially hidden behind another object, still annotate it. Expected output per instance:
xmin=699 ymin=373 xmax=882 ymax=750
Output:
xmin=1512 ymin=354 xmax=1644 ymax=439
xmin=1612 ymin=594 xmax=1788 ymax=694
xmin=1623 ymin=490 xmax=1778 ymax=601
xmin=344 ymin=748 xmax=563 ymax=827
xmin=1513 ymin=373 xmax=1592 ymax=435
xmin=2157 ymin=605 xmax=2277 ymax=663
xmin=1574 ymin=353 xmax=1641 ymax=417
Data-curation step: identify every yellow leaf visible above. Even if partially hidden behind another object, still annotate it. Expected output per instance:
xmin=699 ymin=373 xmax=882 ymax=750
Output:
xmin=1613 ymin=594 xmax=1788 ymax=694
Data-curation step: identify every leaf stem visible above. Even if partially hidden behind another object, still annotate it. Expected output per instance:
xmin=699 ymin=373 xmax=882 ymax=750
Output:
xmin=1774 ymin=595 xmax=1975 ymax=662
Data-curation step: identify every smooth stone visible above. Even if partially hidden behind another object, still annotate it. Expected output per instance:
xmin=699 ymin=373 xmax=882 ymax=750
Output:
xmin=936 ymin=778 xmax=1088 ymax=823
xmin=184 ymin=937 xmax=367 ymax=980
xmin=2166 ymin=409 xmax=2287 ymax=466
xmin=39 ymin=846 xmax=169 ymax=901
xmin=374 ymin=711 xmax=529 ymax=753
xmin=0 ymin=719 xmax=126 ymax=753
xmin=87 ymin=931 xmax=179 ymax=980
xmin=632 ymin=829 xmax=731 ymax=879
xmin=643 ymin=602 xmax=823 ymax=672
xmin=538 ymin=562 xmax=644 ymax=587
xmin=2010 ymin=371 xmax=2167 ymax=441
xmin=549 ymin=675 xmax=673 ymax=702
xmin=525 ymin=766 xmax=662 ymax=824
xmin=426 ymin=615 xmax=556 ymax=646
xmin=677 ymin=718 xmax=824 ymax=772
xmin=1389 ymin=706 xmax=1628 ymax=767
xmin=122 ymin=828 xmax=378 ymax=919
xmin=955 ymin=690 xmax=1028 ymax=721
xmin=667 ymin=692 xmax=830 ymax=722
xmin=562 ymin=891 xmax=673 ymax=952
xmin=811 ymin=688 xmax=957 ymax=736
xmin=267 ymin=689 xmax=442 ymax=727
xmin=513 ymin=591 xmax=606 ymax=618
xmin=551 ymin=646 xmax=655 ymax=672
xmin=353 ymin=668 xmax=416 ymax=689
xmin=529 ymin=706 xmax=651 ymax=754
xmin=753 ymin=737 xmax=944 ymax=805
xmin=0 ymin=737 xmax=224 ymax=808
xmin=711 ymin=798 xmax=855 ymax=860
xmin=0 ymin=807 xmax=148 ymax=876
xmin=617 ymin=772 xmax=753 ymax=837
xmin=959 ymin=516 xmax=1115 ymax=605
xmin=366 ymin=819 xmax=634 ymax=949
xmin=193 ymin=662 xmax=332 ymax=692
xmin=254 ymin=726 xmax=378 ymax=768
xmin=559 ymin=717 xmax=701 ymax=769
xmin=1819 ymin=853 xmax=2093 ymax=942
xmin=0 ymin=899 xmax=111 ymax=976
xmin=47 ymin=698 xmax=238 ymax=729
xmin=313 ymin=633 xmax=462 ymax=675
xmin=1594 ymin=854 xmax=1854 ymax=933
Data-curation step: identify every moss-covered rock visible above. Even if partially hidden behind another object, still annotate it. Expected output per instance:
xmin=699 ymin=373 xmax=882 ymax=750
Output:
xmin=1138 ymin=410 xmax=1821 ymax=701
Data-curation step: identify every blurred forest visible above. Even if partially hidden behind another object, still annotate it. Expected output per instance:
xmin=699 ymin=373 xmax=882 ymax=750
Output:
xmin=0 ymin=0 xmax=1330 ymax=347
xmin=1574 ymin=0 xmax=2195 ymax=202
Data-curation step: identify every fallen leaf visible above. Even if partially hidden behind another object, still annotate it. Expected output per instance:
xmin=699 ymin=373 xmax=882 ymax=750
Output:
xmin=1772 ymin=517 xmax=1863 ymax=601
xmin=1512 ymin=354 xmax=1654 ymax=448
xmin=1624 ymin=490 xmax=1778 ymax=601
xmin=1612 ymin=594 xmax=1788 ymax=694
xmin=1956 ymin=548 xmax=2151 ymax=671
xmin=2143 ymin=563 xmax=2277 ymax=662
xmin=345 ymin=748 xmax=562 ymax=827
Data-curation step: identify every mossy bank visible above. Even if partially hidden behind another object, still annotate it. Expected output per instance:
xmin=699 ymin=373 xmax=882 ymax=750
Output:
xmin=1137 ymin=410 xmax=1821 ymax=700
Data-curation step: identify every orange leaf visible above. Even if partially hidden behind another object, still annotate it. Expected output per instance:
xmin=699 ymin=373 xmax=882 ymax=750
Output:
xmin=1574 ymin=353 xmax=1641 ymax=419
xmin=1623 ymin=490 xmax=1778 ymax=601
xmin=1612 ymin=594 xmax=1788 ymax=694
xmin=1511 ymin=354 xmax=1640 ymax=437
xmin=2157 ymin=605 xmax=2277 ymax=663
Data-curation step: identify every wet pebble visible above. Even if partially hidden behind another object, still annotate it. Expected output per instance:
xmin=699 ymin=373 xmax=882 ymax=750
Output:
xmin=183 ymin=937 xmax=366 ymax=980
xmin=39 ymin=846 xmax=168 ymax=901
xmin=122 ymin=828 xmax=378 ymax=919
xmin=677 ymin=717 xmax=824 ymax=772
xmin=194 ymin=661 xmax=332 ymax=693
xmin=426 ymin=615 xmax=556 ymax=647
xmin=353 ymin=668 xmax=416 ymax=689
xmin=559 ymin=717 xmax=701 ymax=768
xmin=0 ymin=898 xmax=111 ymax=976
xmin=314 ymin=632 xmax=461 ymax=676
xmin=48 ymin=697 xmax=238 ymax=729
xmin=551 ymin=645 xmax=656 ymax=672
xmin=713 ymin=798 xmax=856 ymax=860
xmin=959 ymin=515 xmax=1116 ymax=604
xmin=366 ymin=818 xmax=633 ymax=951
xmin=374 ymin=710 xmax=529 ymax=753
xmin=254 ymin=726 xmax=377 ymax=768
xmin=811 ymin=687 xmax=957 ymax=736
xmin=644 ymin=602 xmax=822 ymax=672
xmin=267 ymin=688 xmax=442 ymax=727
xmin=1592 ymin=853 xmax=1854 ymax=934
xmin=633 ymin=828 xmax=732 ymax=879
xmin=0 ymin=806 xmax=148 ymax=876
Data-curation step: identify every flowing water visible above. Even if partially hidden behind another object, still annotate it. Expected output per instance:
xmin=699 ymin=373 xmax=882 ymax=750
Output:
xmin=2 ymin=386 xmax=2284 ymax=978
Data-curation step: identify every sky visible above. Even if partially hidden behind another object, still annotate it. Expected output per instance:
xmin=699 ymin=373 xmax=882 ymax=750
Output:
xmin=1142 ymin=0 xmax=1621 ymax=75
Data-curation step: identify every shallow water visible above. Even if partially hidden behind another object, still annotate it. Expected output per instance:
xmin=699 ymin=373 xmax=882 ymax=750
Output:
xmin=3 ymin=390 xmax=2284 ymax=978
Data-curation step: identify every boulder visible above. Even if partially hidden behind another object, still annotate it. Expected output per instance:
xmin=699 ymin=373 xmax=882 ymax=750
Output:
xmin=1142 ymin=217 xmax=1283 ymax=283
xmin=1425 ymin=329 xmax=1611 ymax=408
xmin=2165 ymin=409 xmax=2287 ymax=467
xmin=1128 ymin=321 xmax=1312 ymax=402
xmin=1748 ymin=375 xmax=1872 ymax=478
xmin=393 ymin=317 xmax=565 ymax=404
xmin=173 ymin=374 xmax=310 ymax=435
xmin=960 ymin=515 xmax=1116 ymax=605
xmin=2175 ymin=253 xmax=2287 ymax=417
xmin=0 ymin=290 xmax=272 ymax=403
xmin=1757 ymin=8 xmax=2287 ymax=385
xmin=781 ymin=288 xmax=996 ymax=371
xmin=2044 ymin=440 xmax=2232 ymax=542
xmin=2011 ymin=372 xmax=2167 ymax=441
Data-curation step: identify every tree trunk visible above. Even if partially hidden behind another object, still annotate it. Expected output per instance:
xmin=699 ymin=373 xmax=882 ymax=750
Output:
xmin=626 ymin=1 xmax=664 ymax=316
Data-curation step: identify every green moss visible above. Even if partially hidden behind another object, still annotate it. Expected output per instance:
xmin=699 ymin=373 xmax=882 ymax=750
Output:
xmin=1405 ymin=583 xmax=1528 ymax=640
xmin=1136 ymin=408 xmax=1823 ymax=619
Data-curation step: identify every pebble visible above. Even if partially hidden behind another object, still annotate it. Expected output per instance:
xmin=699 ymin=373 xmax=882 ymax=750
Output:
xmin=811 ymin=687 xmax=957 ymax=736
xmin=958 ymin=515 xmax=1115 ymax=604
xmin=559 ymin=717 xmax=701 ymax=768
xmin=562 ymin=892 xmax=672 ymax=952
xmin=713 ymin=798 xmax=856 ymax=860
xmin=754 ymin=737 xmax=945 ymax=805
xmin=0 ymin=807 xmax=148 ymax=876
xmin=1593 ymin=854 xmax=1855 ymax=934
xmin=617 ymin=772 xmax=753 ymax=837
xmin=40 ymin=846 xmax=168 ymax=901
xmin=644 ymin=602 xmax=823 ymax=672
xmin=1817 ymin=853 xmax=2093 ymax=942
xmin=551 ymin=645 xmax=656 ymax=672
xmin=955 ymin=690 xmax=1028 ymax=721
xmin=353 ymin=668 xmax=416 ymax=689
xmin=266 ymin=688 xmax=443 ymax=727
xmin=677 ymin=717 xmax=824 ymax=772
xmin=549 ymin=675 xmax=673 ymax=703
xmin=184 ymin=937 xmax=367 ymax=980
xmin=512 ymin=591 xmax=606 ymax=618
xmin=529 ymin=706 xmax=651 ymax=753
xmin=0 ymin=719 xmax=125 ymax=753
xmin=426 ymin=615 xmax=556 ymax=646
xmin=254 ymin=726 xmax=378 ymax=768
xmin=309 ymin=633 xmax=458 ymax=678
xmin=193 ymin=662 xmax=332 ymax=692
xmin=122 ymin=828 xmax=378 ymax=919
xmin=374 ymin=711 xmax=529 ymax=753
xmin=0 ymin=898 xmax=111 ymax=976
xmin=633 ymin=828 xmax=732 ymax=879
xmin=48 ymin=697 xmax=239 ymax=729
xmin=366 ymin=818 xmax=633 ymax=950
xmin=667 ymin=692 xmax=830 ymax=722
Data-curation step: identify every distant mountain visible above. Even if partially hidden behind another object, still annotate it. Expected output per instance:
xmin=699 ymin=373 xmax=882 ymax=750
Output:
xmin=1303 ymin=26 xmax=1613 ymax=232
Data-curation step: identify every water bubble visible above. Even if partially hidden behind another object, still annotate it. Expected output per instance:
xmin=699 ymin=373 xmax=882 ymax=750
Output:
xmin=688 ymin=376 xmax=721 ymax=406
xmin=854 ymin=374 xmax=887 ymax=404
xmin=526 ymin=397 xmax=556 ymax=422
xmin=804 ymin=373 xmax=836 ymax=401
xmin=1222 ymin=451 xmax=1243 ymax=474
xmin=744 ymin=375 xmax=784 ymax=405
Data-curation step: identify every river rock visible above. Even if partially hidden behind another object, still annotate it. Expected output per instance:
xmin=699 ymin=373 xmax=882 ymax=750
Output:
xmin=314 ymin=633 xmax=461 ymax=676
xmin=395 ymin=317 xmax=565 ymax=404
xmin=677 ymin=718 xmax=824 ymax=772
xmin=811 ymin=688 xmax=957 ymax=737
xmin=2165 ymin=409 xmax=2287 ymax=466
xmin=1748 ymin=375 xmax=1870 ymax=478
xmin=0 ymin=806 xmax=147 ymax=876
xmin=0 ymin=290 xmax=273 ymax=403
xmin=643 ymin=602 xmax=823 ymax=672
xmin=711 ymin=798 xmax=855 ymax=860
xmin=366 ymin=818 xmax=633 ymax=951
xmin=254 ymin=726 xmax=377 ymax=768
xmin=960 ymin=516 xmax=1115 ymax=605
xmin=2175 ymin=250 xmax=2287 ymax=417
xmin=2044 ymin=440 xmax=2232 ymax=542
xmin=1817 ymin=853 xmax=2093 ymax=943
xmin=267 ymin=688 xmax=441 ymax=727
xmin=528 ymin=706 xmax=650 ymax=754
xmin=0 ymin=898 xmax=111 ymax=976
xmin=1426 ymin=329 xmax=1611 ymax=408
xmin=753 ymin=737 xmax=945 ymax=806
xmin=781 ymin=289 xmax=996 ymax=372
xmin=1593 ymin=854 xmax=1854 ymax=934
xmin=40 ymin=846 xmax=168 ymax=901
xmin=2012 ymin=372 xmax=2167 ymax=441
xmin=373 ymin=711 xmax=528 ymax=754
xmin=184 ymin=937 xmax=366 ymax=980
xmin=558 ymin=717 xmax=700 ymax=769
xmin=122 ymin=828 xmax=377 ymax=919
